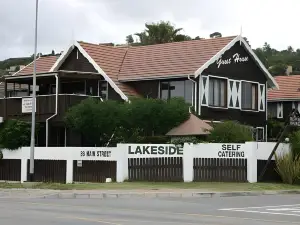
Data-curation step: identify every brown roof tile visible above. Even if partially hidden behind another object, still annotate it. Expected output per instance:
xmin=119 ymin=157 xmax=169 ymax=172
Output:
xmin=14 ymin=55 xmax=59 ymax=76
xmin=166 ymin=113 xmax=212 ymax=136
xmin=268 ymin=75 xmax=300 ymax=100
xmin=78 ymin=42 xmax=139 ymax=97
xmin=118 ymin=36 xmax=236 ymax=81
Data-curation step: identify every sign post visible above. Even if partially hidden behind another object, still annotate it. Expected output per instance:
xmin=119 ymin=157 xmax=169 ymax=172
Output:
xmin=258 ymin=108 xmax=300 ymax=181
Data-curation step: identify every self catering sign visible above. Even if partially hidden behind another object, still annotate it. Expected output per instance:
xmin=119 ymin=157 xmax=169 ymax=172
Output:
xmin=128 ymin=144 xmax=183 ymax=157
xmin=218 ymin=144 xmax=245 ymax=158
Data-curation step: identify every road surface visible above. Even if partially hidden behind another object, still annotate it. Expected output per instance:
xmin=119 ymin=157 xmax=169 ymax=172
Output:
xmin=0 ymin=194 xmax=300 ymax=224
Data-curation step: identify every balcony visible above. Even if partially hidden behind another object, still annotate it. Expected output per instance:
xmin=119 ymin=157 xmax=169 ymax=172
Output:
xmin=0 ymin=94 xmax=100 ymax=122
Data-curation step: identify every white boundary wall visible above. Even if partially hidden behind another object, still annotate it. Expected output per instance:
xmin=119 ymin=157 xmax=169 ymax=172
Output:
xmin=1 ymin=142 xmax=291 ymax=184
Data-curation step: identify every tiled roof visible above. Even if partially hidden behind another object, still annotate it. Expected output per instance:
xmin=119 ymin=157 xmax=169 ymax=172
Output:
xmin=14 ymin=55 xmax=59 ymax=76
xmin=78 ymin=42 xmax=139 ymax=97
xmin=166 ymin=113 xmax=212 ymax=136
xmin=118 ymin=36 xmax=236 ymax=81
xmin=268 ymin=75 xmax=300 ymax=100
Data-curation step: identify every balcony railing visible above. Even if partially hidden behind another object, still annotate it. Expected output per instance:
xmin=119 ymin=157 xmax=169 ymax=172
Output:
xmin=0 ymin=94 xmax=102 ymax=121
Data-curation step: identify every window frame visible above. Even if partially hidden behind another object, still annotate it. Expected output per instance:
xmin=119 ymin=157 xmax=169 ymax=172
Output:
xmin=241 ymin=80 xmax=259 ymax=112
xmin=159 ymin=80 xmax=193 ymax=104
xmin=207 ymin=75 xmax=228 ymax=109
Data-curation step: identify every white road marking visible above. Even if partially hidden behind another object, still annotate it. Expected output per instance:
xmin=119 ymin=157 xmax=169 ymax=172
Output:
xmin=219 ymin=204 xmax=300 ymax=217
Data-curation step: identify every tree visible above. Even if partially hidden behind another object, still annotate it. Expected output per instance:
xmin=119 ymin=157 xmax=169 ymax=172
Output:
xmin=127 ymin=97 xmax=190 ymax=136
xmin=51 ymin=50 xmax=55 ymax=55
xmin=0 ymin=120 xmax=39 ymax=151
xmin=133 ymin=21 xmax=189 ymax=45
xmin=65 ymin=98 xmax=125 ymax=146
xmin=210 ymin=32 xmax=222 ymax=38
xmin=207 ymin=121 xmax=253 ymax=143
xmin=269 ymin=64 xmax=287 ymax=76
xmin=126 ymin=35 xmax=134 ymax=44
xmin=65 ymin=97 xmax=190 ymax=145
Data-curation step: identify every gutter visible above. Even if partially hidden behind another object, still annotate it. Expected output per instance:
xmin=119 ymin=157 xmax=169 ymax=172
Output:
xmin=188 ymin=74 xmax=197 ymax=114
xmin=46 ymin=74 xmax=58 ymax=147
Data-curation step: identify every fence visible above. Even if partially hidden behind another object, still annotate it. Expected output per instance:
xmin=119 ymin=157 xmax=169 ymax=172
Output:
xmin=1 ymin=142 xmax=290 ymax=184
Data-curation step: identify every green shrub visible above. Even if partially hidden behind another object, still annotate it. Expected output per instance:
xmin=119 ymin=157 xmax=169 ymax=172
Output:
xmin=136 ymin=136 xmax=170 ymax=144
xmin=275 ymin=152 xmax=300 ymax=184
xmin=289 ymin=130 xmax=300 ymax=157
xmin=169 ymin=136 xmax=200 ymax=146
xmin=207 ymin=121 xmax=253 ymax=143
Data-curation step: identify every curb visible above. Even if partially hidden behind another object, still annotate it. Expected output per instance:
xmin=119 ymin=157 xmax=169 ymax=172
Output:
xmin=40 ymin=189 xmax=300 ymax=199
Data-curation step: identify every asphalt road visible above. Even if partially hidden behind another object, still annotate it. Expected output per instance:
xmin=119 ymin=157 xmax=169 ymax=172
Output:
xmin=0 ymin=194 xmax=300 ymax=224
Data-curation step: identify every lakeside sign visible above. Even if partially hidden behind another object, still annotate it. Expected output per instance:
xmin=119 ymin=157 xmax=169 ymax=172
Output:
xmin=216 ymin=53 xmax=249 ymax=68
xmin=128 ymin=144 xmax=183 ymax=157
xmin=217 ymin=144 xmax=245 ymax=158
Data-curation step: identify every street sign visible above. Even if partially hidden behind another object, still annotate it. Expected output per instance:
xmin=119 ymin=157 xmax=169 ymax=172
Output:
xmin=289 ymin=108 xmax=300 ymax=127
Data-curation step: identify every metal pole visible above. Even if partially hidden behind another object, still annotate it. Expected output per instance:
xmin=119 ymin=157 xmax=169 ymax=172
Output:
xmin=29 ymin=0 xmax=39 ymax=182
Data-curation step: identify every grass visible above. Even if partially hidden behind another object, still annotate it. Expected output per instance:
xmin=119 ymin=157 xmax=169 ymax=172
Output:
xmin=0 ymin=181 xmax=300 ymax=191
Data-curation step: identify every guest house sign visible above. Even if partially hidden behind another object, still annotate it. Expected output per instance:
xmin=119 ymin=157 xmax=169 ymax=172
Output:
xmin=216 ymin=53 xmax=249 ymax=68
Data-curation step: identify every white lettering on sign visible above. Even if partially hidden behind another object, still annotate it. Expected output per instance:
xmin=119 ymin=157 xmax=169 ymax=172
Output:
xmin=217 ymin=144 xmax=245 ymax=158
xmin=216 ymin=53 xmax=249 ymax=68
xmin=80 ymin=150 xmax=111 ymax=157
xmin=128 ymin=145 xmax=183 ymax=156
xmin=22 ymin=98 xmax=36 ymax=113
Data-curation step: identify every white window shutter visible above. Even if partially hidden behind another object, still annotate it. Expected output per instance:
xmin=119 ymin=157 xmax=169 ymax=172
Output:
xmin=258 ymin=84 xmax=266 ymax=112
xmin=277 ymin=102 xmax=283 ymax=118
xmin=200 ymin=76 xmax=209 ymax=106
xmin=228 ymin=79 xmax=241 ymax=109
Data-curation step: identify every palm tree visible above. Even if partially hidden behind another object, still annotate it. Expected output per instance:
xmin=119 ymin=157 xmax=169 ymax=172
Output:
xmin=134 ymin=21 xmax=187 ymax=45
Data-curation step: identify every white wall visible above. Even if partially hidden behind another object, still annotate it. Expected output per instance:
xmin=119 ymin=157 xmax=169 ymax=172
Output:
xmin=1 ymin=142 xmax=292 ymax=184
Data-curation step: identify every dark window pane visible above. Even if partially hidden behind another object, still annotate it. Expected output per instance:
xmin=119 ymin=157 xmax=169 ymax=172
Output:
xmin=208 ymin=78 xmax=226 ymax=107
xmin=169 ymin=81 xmax=184 ymax=99
xmin=184 ymin=80 xmax=193 ymax=104
xmin=242 ymin=82 xmax=258 ymax=110
xmin=160 ymin=82 xmax=169 ymax=100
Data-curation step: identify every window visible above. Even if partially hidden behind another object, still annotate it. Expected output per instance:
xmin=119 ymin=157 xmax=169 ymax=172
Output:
xmin=241 ymin=81 xmax=258 ymax=110
xmin=208 ymin=77 xmax=227 ymax=107
xmin=252 ymin=127 xmax=264 ymax=141
xmin=268 ymin=103 xmax=277 ymax=118
xmin=99 ymin=81 xmax=108 ymax=100
xmin=159 ymin=80 xmax=193 ymax=104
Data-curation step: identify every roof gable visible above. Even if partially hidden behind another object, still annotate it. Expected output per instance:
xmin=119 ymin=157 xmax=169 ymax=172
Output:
xmin=194 ymin=36 xmax=278 ymax=89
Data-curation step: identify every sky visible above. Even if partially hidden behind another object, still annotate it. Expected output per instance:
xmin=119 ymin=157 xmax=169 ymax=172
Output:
xmin=0 ymin=0 xmax=299 ymax=60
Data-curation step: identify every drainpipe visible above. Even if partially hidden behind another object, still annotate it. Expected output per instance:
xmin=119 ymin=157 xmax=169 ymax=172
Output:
xmin=46 ymin=74 xmax=58 ymax=147
xmin=188 ymin=74 xmax=197 ymax=113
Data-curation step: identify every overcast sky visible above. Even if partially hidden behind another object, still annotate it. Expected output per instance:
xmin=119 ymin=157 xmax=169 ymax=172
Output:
xmin=0 ymin=0 xmax=299 ymax=60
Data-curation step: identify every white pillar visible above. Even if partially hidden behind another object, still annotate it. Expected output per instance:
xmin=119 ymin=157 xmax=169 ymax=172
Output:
xmin=21 ymin=159 xmax=28 ymax=183
xmin=183 ymin=143 xmax=194 ymax=182
xmin=117 ymin=144 xmax=128 ymax=181
xmin=246 ymin=142 xmax=258 ymax=183
xmin=66 ymin=160 xmax=73 ymax=183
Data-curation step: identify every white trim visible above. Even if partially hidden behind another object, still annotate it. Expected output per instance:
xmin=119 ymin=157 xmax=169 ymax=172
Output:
xmin=268 ymin=98 xmax=300 ymax=102
xmin=277 ymin=102 xmax=283 ymax=118
xmin=198 ymin=76 xmax=201 ymax=115
xmin=194 ymin=35 xmax=279 ymax=90
xmin=266 ymin=81 xmax=268 ymax=121
xmin=5 ymin=73 xmax=57 ymax=79
xmin=258 ymin=83 xmax=266 ymax=112
xmin=50 ymin=41 xmax=128 ymax=102
xmin=227 ymin=79 xmax=241 ymax=109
